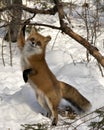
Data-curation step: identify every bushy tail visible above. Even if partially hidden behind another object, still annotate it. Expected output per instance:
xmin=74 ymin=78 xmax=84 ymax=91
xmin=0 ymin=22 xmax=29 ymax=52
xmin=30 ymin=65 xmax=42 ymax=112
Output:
xmin=60 ymin=81 xmax=91 ymax=112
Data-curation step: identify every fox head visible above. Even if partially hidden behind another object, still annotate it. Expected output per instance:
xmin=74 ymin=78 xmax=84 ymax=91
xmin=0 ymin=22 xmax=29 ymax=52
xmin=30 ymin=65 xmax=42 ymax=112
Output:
xmin=18 ymin=27 xmax=51 ymax=57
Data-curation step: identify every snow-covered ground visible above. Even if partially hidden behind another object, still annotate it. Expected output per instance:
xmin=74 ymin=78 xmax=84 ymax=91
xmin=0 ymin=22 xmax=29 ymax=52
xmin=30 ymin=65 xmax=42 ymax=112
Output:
xmin=0 ymin=1 xmax=104 ymax=130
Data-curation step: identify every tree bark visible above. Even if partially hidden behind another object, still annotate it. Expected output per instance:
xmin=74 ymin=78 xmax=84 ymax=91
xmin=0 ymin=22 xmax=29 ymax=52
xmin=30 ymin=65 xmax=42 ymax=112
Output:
xmin=4 ymin=0 xmax=22 ymax=42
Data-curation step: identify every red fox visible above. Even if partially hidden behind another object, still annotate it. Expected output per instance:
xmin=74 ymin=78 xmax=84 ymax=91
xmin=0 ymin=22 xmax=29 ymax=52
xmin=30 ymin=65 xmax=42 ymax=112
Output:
xmin=17 ymin=26 xmax=91 ymax=126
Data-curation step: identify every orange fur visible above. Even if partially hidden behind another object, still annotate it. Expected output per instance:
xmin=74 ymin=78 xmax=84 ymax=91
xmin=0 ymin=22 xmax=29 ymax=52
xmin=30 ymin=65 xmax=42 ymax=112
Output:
xmin=18 ymin=27 xmax=92 ymax=125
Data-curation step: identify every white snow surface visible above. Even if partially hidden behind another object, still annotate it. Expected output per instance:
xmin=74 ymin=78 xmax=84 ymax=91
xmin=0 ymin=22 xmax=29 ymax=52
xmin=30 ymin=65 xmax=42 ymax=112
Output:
xmin=0 ymin=1 xmax=104 ymax=130
xmin=0 ymin=29 xmax=104 ymax=130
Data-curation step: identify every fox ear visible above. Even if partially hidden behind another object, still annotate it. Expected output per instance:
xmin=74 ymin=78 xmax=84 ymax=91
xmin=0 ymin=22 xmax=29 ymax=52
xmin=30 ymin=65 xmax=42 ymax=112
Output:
xmin=45 ymin=35 xmax=51 ymax=43
xmin=30 ymin=27 xmax=37 ymax=35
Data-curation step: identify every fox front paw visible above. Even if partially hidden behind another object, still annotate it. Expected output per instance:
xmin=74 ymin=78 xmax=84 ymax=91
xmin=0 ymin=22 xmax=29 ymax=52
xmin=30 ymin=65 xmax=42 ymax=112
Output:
xmin=23 ymin=68 xmax=32 ymax=83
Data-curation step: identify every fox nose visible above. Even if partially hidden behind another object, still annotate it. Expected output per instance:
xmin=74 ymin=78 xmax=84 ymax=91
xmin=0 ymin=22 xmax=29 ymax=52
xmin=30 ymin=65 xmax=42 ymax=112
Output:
xmin=30 ymin=38 xmax=35 ymax=45
xmin=31 ymin=41 xmax=35 ymax=45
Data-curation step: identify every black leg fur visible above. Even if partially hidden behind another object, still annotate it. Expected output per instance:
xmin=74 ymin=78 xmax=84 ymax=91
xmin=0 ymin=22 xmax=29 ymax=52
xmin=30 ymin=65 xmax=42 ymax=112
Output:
xmin=52 ymin=118 xmax=57 ymax=126
xmin=23 ymin=68 xmax=32 ymax=83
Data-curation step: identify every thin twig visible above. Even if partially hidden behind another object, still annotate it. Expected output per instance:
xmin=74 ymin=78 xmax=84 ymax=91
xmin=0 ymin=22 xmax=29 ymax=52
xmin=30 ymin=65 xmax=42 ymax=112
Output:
xmin=1 ymin=39 xmax=5 ymax=66
xmin=97 ymin=62 xmax=104 ymax=77
xmin=63 ymin=106 xmax=104 ymax=126
xmin=70 ymin=54 xmax=76 ymax=65
xmin=51 ymin=30 xmax=60 ymax=50
xmin=8 ymin=25 xmax=12 ymax=66
xmin=0 ymin=22 xmax=61 ymax=30
xmin=72 ymin=115 xmax=99 ymax=130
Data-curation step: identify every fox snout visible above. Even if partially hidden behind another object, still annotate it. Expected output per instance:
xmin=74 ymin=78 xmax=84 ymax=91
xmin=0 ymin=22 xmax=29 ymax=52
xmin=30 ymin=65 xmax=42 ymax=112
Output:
xmin=27 ymin=37 xmax=41 ymax=47
xmin=24 ymin=39 xmax=42 ymax=56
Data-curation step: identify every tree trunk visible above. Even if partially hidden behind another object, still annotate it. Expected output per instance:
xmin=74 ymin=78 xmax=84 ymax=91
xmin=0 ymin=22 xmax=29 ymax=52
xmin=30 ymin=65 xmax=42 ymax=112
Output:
xmin=4 ymin=0 xmax=22 ymax=42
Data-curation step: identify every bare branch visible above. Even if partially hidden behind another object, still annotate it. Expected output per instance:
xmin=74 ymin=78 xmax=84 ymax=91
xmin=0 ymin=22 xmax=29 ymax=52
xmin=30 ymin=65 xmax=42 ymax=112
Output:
xmin=0 ymin=4 xmax=57 ymax=15
xmin=0 ymin=22 xmax=61 ymax=30
xmin=28 ymin=22 xmax=61 ymax=30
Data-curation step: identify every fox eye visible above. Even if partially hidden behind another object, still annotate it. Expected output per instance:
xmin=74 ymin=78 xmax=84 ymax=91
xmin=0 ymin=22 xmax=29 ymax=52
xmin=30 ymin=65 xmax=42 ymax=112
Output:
xmin=36 ymin=41 xmax=41 ymax=46
xmin=30 ymin=38 xmax=35 ymax=45
xmin=30 ymin=38 xmax=35 ymax=41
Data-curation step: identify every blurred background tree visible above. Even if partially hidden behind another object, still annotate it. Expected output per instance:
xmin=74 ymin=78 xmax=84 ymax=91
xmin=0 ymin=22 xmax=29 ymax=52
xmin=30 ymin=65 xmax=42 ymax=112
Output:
xmin=0 ymin=0 xmax=22 ymax=42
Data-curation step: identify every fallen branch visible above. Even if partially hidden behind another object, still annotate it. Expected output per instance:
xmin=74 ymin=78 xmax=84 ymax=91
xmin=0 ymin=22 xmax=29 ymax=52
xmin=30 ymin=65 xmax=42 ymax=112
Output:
xmin=63 ymin=106 xmax=104 ymax=130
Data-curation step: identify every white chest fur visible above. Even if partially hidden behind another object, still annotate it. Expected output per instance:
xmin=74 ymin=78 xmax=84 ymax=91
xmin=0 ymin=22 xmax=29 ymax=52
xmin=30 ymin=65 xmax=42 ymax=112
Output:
xmin=29 ymin=80 xmax=47 ymax=109
xmin=21 ymin=40 xmax=42 ymax=70
xmin=21 ymin=55 xmax=30 ymax=70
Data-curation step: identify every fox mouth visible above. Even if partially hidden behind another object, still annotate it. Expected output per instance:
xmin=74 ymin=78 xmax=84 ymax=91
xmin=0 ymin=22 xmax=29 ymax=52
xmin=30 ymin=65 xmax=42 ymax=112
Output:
xmin=27 ymin=40 xmax=36 ymax=48
xmin=30 ymin=42 xmax=35 ymax=47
